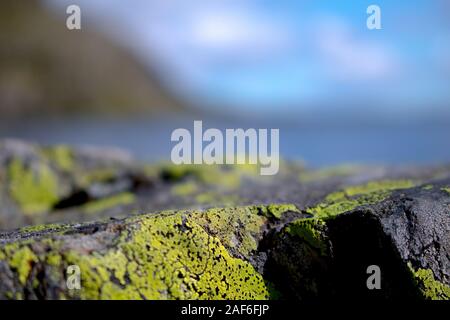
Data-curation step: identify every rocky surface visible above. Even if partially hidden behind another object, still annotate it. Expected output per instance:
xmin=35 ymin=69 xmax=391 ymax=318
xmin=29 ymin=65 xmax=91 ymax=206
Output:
xmin=0 ymin=139 xmax=449 ymax=300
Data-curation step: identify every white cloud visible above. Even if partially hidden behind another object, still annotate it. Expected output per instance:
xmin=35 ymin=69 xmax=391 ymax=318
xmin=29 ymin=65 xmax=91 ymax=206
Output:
xmin=313 ymin=17 xmax=398 ymax=80
xmin=187 ymin=10 xmax=292 ymax=56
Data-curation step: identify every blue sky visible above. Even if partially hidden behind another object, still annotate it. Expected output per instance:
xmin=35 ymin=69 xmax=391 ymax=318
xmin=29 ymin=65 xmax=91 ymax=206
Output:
xmin=49 ymin=0 xmax=450 ymax=116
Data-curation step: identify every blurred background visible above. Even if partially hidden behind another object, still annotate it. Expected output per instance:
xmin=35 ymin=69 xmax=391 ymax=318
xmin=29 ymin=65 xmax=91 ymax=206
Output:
xmin=0 ymin=0 xmax=449 ymax=166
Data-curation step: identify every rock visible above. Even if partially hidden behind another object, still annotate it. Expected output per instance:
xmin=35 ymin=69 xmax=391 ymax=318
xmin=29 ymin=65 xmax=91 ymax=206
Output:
xmin=0 ymin=205 xmax=296 ymax=299
xmin=0 ymin=139 xmax=147 ymax=229
xmin=0 ymin=139 xmax=449 ymax=300
xmin=268 ymin=181 xmax=450 ymax=300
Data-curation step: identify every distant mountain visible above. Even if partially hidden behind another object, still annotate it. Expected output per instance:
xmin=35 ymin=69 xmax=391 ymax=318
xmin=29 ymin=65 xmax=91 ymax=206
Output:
xmin=0 ymin=0 xmax=185 ymax=119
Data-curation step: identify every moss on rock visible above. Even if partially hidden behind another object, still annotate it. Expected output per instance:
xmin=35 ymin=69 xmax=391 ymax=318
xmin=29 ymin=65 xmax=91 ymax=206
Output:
xmin=285 ymin=218 xmax=328 ymax=256
xmin=258 ymin=204 xmax=300 ymax=219
xmin=171 ymin=182 xmax=198 ymax=196
xmin=71 ymin=212 xmax=268 ymax=299
xmin=307 ymin=180 xmax=415 ymax=219
xmin=0 ymin=204 xmax=302 ymax=299
xmin=409 ymin=265 xmax=450 ymax=300
xmin=191 ymin=206 xmax=267 ymax=258
xmin=0 ymin=140 xmax=449 ymax=301
xmin=42 ymin=145 xmax=74 ymax=172
xmin=160 ymin=163 xmax=260 ymax=189
xmin=77 ymin=168 xmax=118 ymax=188
xmin=2 ymin=244 xmax=38 ymax=285
xmin=19 ymin=223 xmax=66 ymax=234
xmin=82 ymin=192 xmax=135 ymax=214
xmin=8 ymin=158 xmax=59 ymax=215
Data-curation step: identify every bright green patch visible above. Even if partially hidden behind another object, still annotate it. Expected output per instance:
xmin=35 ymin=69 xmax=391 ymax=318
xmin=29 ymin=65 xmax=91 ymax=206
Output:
xmin=63 ymin=209 xmax=270 ymax=299
xmin=19 ymin=223 xmax=65 ymax=234
xmin=46 ymin=253 xmax=62 ymax=267
xmin=5 ymin=245 xmax=38 ymax=285
xmin=161 ymin=163 xmax=260 ymax=189
xmin=409 ymin=265 xmax=450 ymax=300
xmin=261 ymin=204 xmax=299 ymax=219
xmin=0 ymin=205 xmax=286 ymax=299
xmin=172 ymin=182 xmax=198 ymax=196
xmin=78 ymin=168 xmax=117 ymax=187
xmin=307 ymin=180 xmax=415 ymax=219
xmin=43 ymin=145 xmax=74 ymax=171
xmin=422 ymin=184 xmax=433 ymax=190
xmin=195 ymin=192 xmax=216 ymax=204
xmin=82 ymin=193 xmax=135 ymax=214
xmin=193 ymin=206 xmax=267 ymax=257
xmin=59 ymin=207 xmax=269 ymax=299
xmin=343 ymin=180 xmax=414 ymax=196
xmin=8 ymin=159 xmax=59 ymax=215
xmin=441 ymin=187 xmax=450 ymax=195
xmin=286 ymin=218 xmax=328 ymax=255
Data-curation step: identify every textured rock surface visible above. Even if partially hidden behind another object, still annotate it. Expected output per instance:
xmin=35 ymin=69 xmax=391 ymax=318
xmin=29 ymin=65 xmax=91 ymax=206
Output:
xmin=0 ymin=139 xmax=449 ymax=300
xmin=269 ymin=181 xmax=450 ymax=300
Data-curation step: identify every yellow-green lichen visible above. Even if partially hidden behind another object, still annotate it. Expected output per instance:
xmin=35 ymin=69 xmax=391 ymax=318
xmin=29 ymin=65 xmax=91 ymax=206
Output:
xmin=77 ymin=168 xmax=117 ymax=187
xmin=82 ymin=192 xmax=135 ymax=214
xmin=251 ymin=203 xmax=299 ymax=219
xmin=172 ymin=182 xmax=198 ymax=196
xmin=8 ymin=159 xmax=59 ymax=215
xmin=160 ymin=163 xmax=258 ymax=189
xmin=307 ymin=180 xmax=415 ymax=219
xmin=441 ymin=187 xmax=450 ymax=195
xmin=19 ymin=223 xmax=65 ymax=234
xmin=5 ymin=245 xmax=38 ymax=285
xmin=192 ymin=206 xmax=267 ymax=257
xmin=265 ymin=204 xmax=299 ymax=219
xmin=0 ymin=205 xmax=280 ymax=299
xmin=46 ymin=252 xmax=62 ymax=267
xmin=63 ymin=210 xmax=270 ymax=299
xmin=409 ymin=265 xmax=450 ymax=300
xmin=343 ymin=180 xmax=414 ymax=196
xmin=195 ymin=192 xmax=218 ymax=204
xmin=285 ymin=218 xmax=328 ymax=255
xmin=43 ymin=145 xmax=74 ymax=171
